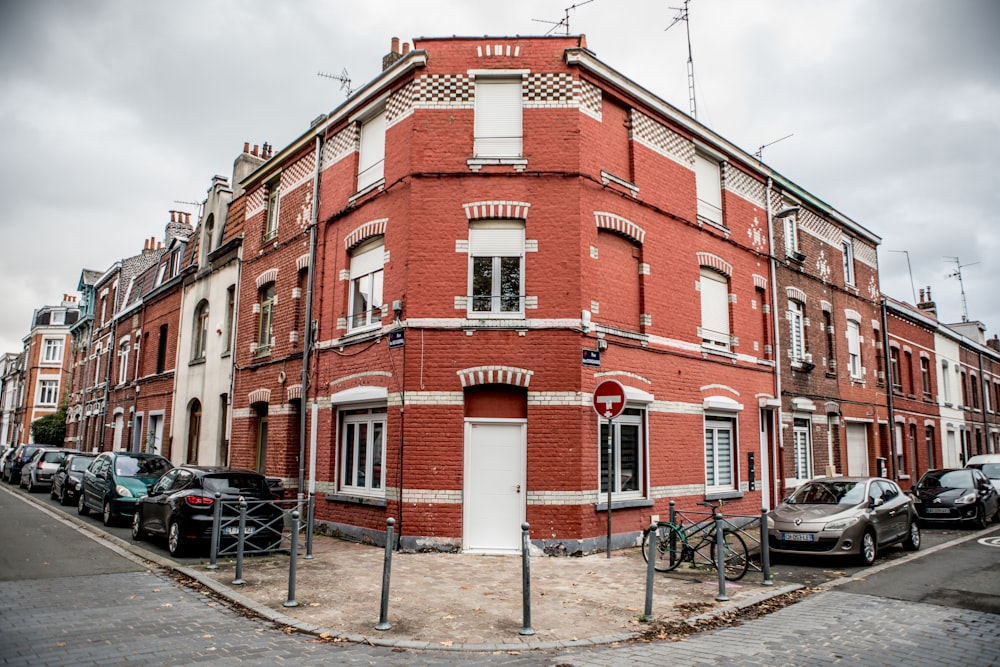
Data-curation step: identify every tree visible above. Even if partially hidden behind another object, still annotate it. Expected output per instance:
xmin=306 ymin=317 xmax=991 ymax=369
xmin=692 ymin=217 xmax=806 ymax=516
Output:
xmin=31 ymin=400 xmax=67 ymax=445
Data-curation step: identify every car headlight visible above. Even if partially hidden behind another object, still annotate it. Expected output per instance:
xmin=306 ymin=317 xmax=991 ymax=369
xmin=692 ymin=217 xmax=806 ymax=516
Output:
xmin=72 ymin=479 xmax=81 ymax=490
xmin=115 ymin=485 xmax=134 ymax=498
xmin=954 ymin=492 xmax=977 ymax=505
xmin=824 ymin=516 xmax=861 ymax=532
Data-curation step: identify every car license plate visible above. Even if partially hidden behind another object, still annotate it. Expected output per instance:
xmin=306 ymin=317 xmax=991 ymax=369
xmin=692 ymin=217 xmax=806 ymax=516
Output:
xmin=924 ymin=508 xmax=950 ymax=514
xmin=224 ymin=526 xmax=256 ymax=536
xmin=781 ymin=532 xmax=814 ymax=542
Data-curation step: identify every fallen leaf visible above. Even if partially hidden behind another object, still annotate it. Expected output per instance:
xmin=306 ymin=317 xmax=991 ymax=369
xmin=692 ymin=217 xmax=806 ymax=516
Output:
xmin=55 ymin=642 xmax=65 ymax=648
xmin=202 ymin=635 xmax=213 ymax=639
xmin=439 ymin=641 xmax=453 ymax=647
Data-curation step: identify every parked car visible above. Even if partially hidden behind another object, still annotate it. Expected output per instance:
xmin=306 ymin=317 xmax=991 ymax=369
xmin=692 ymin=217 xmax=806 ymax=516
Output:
xmin=0 ymin=446 xmax=15 ymax=476
xmin=78 ymin=451 xmax=172 ymax=526
xmin=910 ymin=468 xmax=1000 ymax=529
xmin=132 ymin=466 xmax=283 ymax=556
xmin=20 ymin=448 xmax=71 ymax=492
xmin=3 ymin=444 xmax=53 ymax=484
xmin=50 ymin=453 xmax=97 ymax=505
xmin=965 ymin=454 xmax=1000 ymax=493
xmin=768 ymin=476 xmax=920 ymax=566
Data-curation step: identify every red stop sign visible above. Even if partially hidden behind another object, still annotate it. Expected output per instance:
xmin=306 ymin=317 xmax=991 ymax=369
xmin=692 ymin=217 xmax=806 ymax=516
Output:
xmin=592 ymin=380 xmax=626 ymax=419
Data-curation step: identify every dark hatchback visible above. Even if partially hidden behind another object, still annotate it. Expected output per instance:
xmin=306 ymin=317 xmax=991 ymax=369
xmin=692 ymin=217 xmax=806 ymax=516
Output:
xmin=132 ymin=466 xmax=283 ymax=556
xmin=911 ymin=468 xmax=1000 ymax=529
xmin=50 ymin=453 xmax=97 ymax=505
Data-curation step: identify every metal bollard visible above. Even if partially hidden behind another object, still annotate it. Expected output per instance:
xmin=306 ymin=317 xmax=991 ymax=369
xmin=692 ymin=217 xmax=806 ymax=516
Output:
xmin=305 ymin=493 xmax=315 ymax=559
xmin=760 ymin=507 xmax=773 ymax=585
xmin=713 ymin=512 xmax=729 ymax=601
xmin=519 ymin=522 xmax=535 ymax=636
xmin=643 ymin=522 xmax=657 ymax=619
xmin=284 ymin=510 xmax=300 ymax=607
xmin=375 ymin=518 xmax=395 ymax=631
xmin=207 ymin=492 xmax=222 ymax=570
xmin=668 ymin=500 xmax=677 ymax=567
xmin=232 ymin=497 xmax=247 ymax=586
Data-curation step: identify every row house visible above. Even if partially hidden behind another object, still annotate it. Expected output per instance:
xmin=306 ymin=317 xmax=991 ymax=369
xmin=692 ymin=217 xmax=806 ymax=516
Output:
xmin=65 ymin=268 xmax=102 ymax=448
xmin=947 ymin=319 xmax=1000 ymax=458
xmin=17 ymin=298 xmax=79 ymax=443
xmin=0 ymin=352 xmax=25 ymax=446
xmin=219 ymin=34 xmax=896 ymax=554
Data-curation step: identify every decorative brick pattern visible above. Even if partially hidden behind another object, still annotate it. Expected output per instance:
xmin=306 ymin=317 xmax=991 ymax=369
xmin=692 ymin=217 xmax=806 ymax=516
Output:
xmin=457 ymin=365 xmax=533 ymax=388
xmin=296 ymin=254 xmax=309 ymax=272
xmin=696 ymin=251 xmax=733 ymax=277
xmin=343 ymin=218 xmax=388 ymax=250
xmin=594 ymin=211 xmax=645 ymax=244
xmin=462 ymin=200 xmax=531 ymax=221
xmin=630 ymin=109 xmax=694 ymax=167
xmin=855 ymin=240 xmax=878 ymax=269
xmin=255 ymin=268 xmax=278 ymax=289
xmin=400 ymin=488 xmax=462 ymax=504
xmin=475 ymin=42 xmax=522 ymax=58
xmin=412 ymin=74 xmax=474 ymax=109
xmin=723 ymin=164 xmax=765 ymax=205
xmin=321 ymin=124 xmax=357 ymax=171
xmin=799 ymin=208 xmax=841 ymax=246
xmin=753 ymin=273 xmax=768 ymax=290
xmin=245 ymin=187 xmax=265 ymax=220
xmin=286 ymin=384 xmax=302 ymax=400
xmin=786 ymin=286 xmax=808 ymax=303
xmin=280 ymin=152 xmax=315 ymax=195
xmin=524 ymin=72 xmax=575 ymax=108
xmin=577 ymin=78 xmax=602 ymax=120
xmin=248 ymin=388 xmax=271 ymax=405
xmin=386 ymin=81 xmax=416 ymax=126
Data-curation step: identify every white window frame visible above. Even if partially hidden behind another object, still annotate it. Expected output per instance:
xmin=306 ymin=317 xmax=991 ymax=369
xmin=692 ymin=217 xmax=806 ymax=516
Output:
xmin=348 ymin=239 xmax=385 ymax=332
xmin=339 ymin=405 xmax=387 ymax=497
xmin=38 ymin=379 xmax=59 ymax=406
xmin=704 ymin=415 xmax=737 ymax=493
xmin=699 ymin=268 xmax=730 ymax=351
xmin=192 ymin=299 xmax=209 ymax=361
xmin=468 ymin=220 xmax=525 ymax=318
xmin=941 ymin=360 xmax=952 ymax=404
xmin=256 ymin=284 xmax=275 ymax=357
xmin=264 ymin=183 xmax=280 ymax=242
xmin=793 ymin=417 xmax=812 ymax=480
xmin=783 ymin=214 xmax=799 ymax=255
xmin=117 ymin=338 xmax=130 ymax=385
xmin=357 ymin=108 xmax=387 ymax=191
xmin=42 ymin=338 xmax=64 ymax=363
xmin=50 ymin=309 xmax=65 ymax=325
xmin=598 ymin=406 xmax=646 ymax=501
xmin=474 ymin=77 xmax=523 ymax=158
xmin=788 ymin=300 xmax=805 ymax=362
xmin=847 ymin=318 xmax=862 ymax=380
xmin=695 ymin=154 xmax=723 ymax=226
xmin=842 ymin=237 xmax=855 ymax=286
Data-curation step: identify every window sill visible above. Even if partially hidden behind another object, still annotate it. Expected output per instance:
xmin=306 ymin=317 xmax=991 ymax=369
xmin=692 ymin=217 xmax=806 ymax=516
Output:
xmin=594 ymin=497 xmax=653 ymax=512
xmin=349 ymin=179 xmax=385 ymax=204
xmin=701 ymin=344 xmax=736 ymax=360
xmin=337 ymin=326 xmax=384 ymax=347
xmin=467 ymin=157 xmax=527 ymax=172
xmin=325 ymin=492 xmax=386 ymax=508
xmin=705 ymin=491 xmax=744 ymax=502
xmin=697 ymin=216 xmax=729 ymax=236
xmin=189 ymin=357 xmax=206 ymax=367
xmin=600 ymin=170 xmax=639 ymax=198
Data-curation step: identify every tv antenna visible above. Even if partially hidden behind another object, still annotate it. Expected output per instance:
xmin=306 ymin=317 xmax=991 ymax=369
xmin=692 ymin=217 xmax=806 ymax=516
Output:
xmin=666 ymin=0 xmax=697 ymax=118
xmin=753 ymin=133 xmax=794 ymax=162
xmin=532 ymin=0 xmax=594 ymax=36
xmin=173 ymin=199 xmax=204 ymax=220
xmin=318 ymin=68 xmax=355 ymax=98
xmin=944 ymin=256 xmax=979 ymax=322
xmin=887 ymin=250 xmax=916 ymax=304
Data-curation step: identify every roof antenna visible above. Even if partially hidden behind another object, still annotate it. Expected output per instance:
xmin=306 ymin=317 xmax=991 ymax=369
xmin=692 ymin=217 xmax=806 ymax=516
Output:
xmin=666 ymin=0 xmax=697 ymax=118
xmin=944 ymin=256 xmax=979 ymax=322
xmin=887 ymin=250 xmax=917 ymax=304
xmin=318 ymin=68 xmax=355 ymax=98
xmin=753 ymin=133 xmax=794 ymax=162
xmin=532 ymin=0 xmax=594 ymax=35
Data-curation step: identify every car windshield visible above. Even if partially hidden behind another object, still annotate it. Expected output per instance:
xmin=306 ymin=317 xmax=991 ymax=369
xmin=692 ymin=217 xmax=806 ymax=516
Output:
xmin=968 ymin=463 xmax=1000 ymax=480
xmin=203 ymin=474 xmax=269 ymax=496
xmin=918 ymin=470 xmax=974 ymax=489
xmin=70 ymin=457 xmax=94 ymax=472
xmin=115 ymin=456 xmax=171 ymax=478
xmin=41 ymin=451 xmax=67 ymax=464
xmin=787 ymin=481 xmax=866 ymax=505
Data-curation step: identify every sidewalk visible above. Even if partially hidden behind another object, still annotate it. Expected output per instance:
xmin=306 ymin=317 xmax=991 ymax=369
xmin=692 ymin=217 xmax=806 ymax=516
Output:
xmin=189 ymin=532 xmax=798 ymax=650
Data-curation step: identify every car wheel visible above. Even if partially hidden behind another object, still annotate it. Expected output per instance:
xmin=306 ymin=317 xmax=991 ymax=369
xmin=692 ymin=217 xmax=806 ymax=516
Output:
xmin=167 ymin=521 xmax=184 ymax=556
xmin=102 ymin=500 xmax=116 ymax=527
xmin=902 ymin=521 xmax=921 ymax=551
xmin=77 ymin=491 xmax=89 ymax=516
xmin=858 ymin=529 xmax=877 ymax=566
xmin=131 ymin=511 xmax=145 ymax=541
xmin=973 ymin=504 xmax=988 ymax=530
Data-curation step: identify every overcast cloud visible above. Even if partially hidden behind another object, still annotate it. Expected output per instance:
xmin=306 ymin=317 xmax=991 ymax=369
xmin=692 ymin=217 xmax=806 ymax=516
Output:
xmin=1 ymin=0 xmax=997 ymax=354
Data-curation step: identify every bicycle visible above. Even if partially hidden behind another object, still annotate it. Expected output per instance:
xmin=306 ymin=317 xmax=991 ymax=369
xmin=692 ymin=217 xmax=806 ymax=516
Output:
xmin=641 ymin=500 xmax=750 ymax=581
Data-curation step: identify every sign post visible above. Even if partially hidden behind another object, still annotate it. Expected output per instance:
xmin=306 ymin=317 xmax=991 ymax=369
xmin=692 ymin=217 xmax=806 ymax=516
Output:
xmin=592 ymin=380 xmax=626 ymax=558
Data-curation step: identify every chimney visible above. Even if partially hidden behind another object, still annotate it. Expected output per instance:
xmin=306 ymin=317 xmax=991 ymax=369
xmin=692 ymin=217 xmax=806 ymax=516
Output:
xmin=988 ymin=335 xmax=1000 ymax=353
xmin=382 ymin=36 xmax=404 ymax=70
xmin=916 ymin=285 xmax=937 ymax=319
xmin=232 ymin=140 xmax=268 ymax=198
xmin=402 ymin=42 xmax=410 ymax=55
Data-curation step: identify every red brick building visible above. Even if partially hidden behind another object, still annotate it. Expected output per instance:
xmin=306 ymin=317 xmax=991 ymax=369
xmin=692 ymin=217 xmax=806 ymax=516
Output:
xmin=17 ymin=298 xmax=78 ymax=443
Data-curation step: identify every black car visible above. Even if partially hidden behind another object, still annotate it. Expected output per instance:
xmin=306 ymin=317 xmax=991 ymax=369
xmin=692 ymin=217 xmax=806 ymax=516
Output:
xmin=132 ymin=466 xmax=283 ymax=556
xmin=3 ymin=444 xmax=53 ymax=484
xmin=50 ymin=453 xmax=97 ymax=505
xmin=911 ymin=468 xmax=1000 ymax=529
xmin=78 ymin=451 xmax=173 ymax=526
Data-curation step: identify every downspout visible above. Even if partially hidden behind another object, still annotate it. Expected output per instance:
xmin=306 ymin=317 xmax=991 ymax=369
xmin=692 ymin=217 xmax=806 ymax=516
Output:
xmin=765 ymin=177 xmax=784 ymax=507
xmin=298 ymin=133 xmax=322 ymax=504
xmin=881 ymin=297 xmax=897 ymax=480
xmin=977 ymin=348 xmax=989 ymax=456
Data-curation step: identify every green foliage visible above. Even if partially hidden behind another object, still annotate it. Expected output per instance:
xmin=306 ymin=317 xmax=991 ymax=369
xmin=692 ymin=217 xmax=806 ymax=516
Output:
xmin=31 ymin=400 xmax=67 ymax=445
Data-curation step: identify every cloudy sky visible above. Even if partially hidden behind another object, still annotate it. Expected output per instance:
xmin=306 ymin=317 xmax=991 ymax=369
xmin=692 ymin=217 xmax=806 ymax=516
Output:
xmin=1 ymin=0 xmax=997 ymax=355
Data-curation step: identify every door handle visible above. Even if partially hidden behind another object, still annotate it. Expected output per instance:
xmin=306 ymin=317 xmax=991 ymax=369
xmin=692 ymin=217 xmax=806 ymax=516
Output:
xmin=515 ymin=484 xmax=521 ymax=493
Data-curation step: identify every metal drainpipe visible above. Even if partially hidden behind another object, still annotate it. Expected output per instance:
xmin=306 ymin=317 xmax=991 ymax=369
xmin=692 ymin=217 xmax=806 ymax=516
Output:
xmin=977 ymin=348 xmax=989 ymax=455
xmin=765 ymin=177 xmax=784 ymax=507
xmin=881 ymin=297 xmax=897 ymax=480
xmin=298 ymin=133 xmax=322 ymax=503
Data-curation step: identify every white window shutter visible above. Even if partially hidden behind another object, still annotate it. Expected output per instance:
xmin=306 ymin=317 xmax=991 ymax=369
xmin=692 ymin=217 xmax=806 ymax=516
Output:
xmin=357 ymin=109 xmax=387 ymax=189
xmin=474 ymin=79 xmax=522 ymax=157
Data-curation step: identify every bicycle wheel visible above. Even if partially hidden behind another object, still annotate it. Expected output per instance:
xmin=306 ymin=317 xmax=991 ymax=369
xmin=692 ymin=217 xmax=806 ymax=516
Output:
xmin=709 ymin=529 xmax=750 ymax=581
xmin=642 ymin=524 xmax=685 ymax=572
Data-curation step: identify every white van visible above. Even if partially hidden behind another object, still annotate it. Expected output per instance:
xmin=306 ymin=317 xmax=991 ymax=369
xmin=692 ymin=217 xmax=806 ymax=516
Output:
xmin=966 ymin=454 xmax=1000 ymax=492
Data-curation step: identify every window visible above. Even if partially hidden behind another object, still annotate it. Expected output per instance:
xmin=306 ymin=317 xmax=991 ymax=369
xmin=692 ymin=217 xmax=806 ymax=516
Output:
xmin=474 ymin=78 xmax=522 ymax=158
xmin=202 ymin=213 xmax=215 ymax=260
xmin=192 ymin=299 xmax=209 ymax=361
xmin=842 ymin=238 xmax=855 ymax=286
xmin=93 ymin=344 xmax=102 ymax=384
xmin=890 ymin=347 xmax=901 ymax=391
xmin=846 ymin=319 xmax=862 ymax=380
xmin=50 ymin=309 xmax=65 ymax=325
xmin=941 ymin=360 xmax=951 ymax=403
xmin=705 ymin=416 xmax=736 ymax=492
xmin=961 ymin=371 xmax=969 ymax=407
xmin=599 ymin=407 xmax=644 ymax=498
xmin=255 ymin=405 xmax=268 ymax=473
xmin=823 ymin=311 xmax=836 ymax=373
xmin=783 ymin=214 xmax=799 ymax=255
xmin=971 ymin=375 xmax=979 ymax=410
xmin=469 ymin=220 xmax=524 ymax=316
xmin=43 ymin=338 xmax=64 ymax=363
xmin=224 ymin=285 xmax=236 ymax=353
xmin=187 ymin=399 xmax=201 ymax=464
xmin=925 ymin=425 xmax=936 ymax=469
xmin=339 ymin=406 xmax=387 ymax=496
xmin=357 ymin=108 xmax=387 ymax=191
xmin=263 ymin=182 xmax=280 ymax=242
xmin=348 ymin=239 xmax=384 ymax=331
xmin=699 ymin=268 xmax=730 ymax=350
xmin=695 ymin=154 xmax=723 ymax=225
xmin=156 ymin=324 xmax=168 ymax=374
xmin=793 ymin=417 xmax=812 ymax=480
xmin=788 ymin=300 xmax=805 ymax=362
xmin=117 ymin=339 xmax=130 ymax=385
xmin=256 ymin=284 xmax=275 ymax=356
xmin=38 ymin=379 xmax=59 ymax=405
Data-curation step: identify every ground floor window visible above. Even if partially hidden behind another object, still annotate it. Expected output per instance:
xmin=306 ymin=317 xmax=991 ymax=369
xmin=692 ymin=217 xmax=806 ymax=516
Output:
xmin=705 ymin=416 xmax=737 ymax=492
xmin=340 ymin=406 xmax=387 ymax=496
xmin=599 ymin=407 xmax=645 ymax=498
xmin=793 ymin=417 xmax=812 ymax=479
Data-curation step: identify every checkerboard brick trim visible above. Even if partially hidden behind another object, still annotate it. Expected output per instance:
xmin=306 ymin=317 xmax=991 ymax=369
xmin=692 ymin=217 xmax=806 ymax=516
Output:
xmin=321 ymin=124 xmax=357 ymax=170
xmin=630 ymin=109 xmax=694 ymax=167
xmin=344 ymin=218 xmax=388 ymax=250
xmin=280 ymin=152 xmax=315 ymax=194
xmin=577 ymin=78 xmax=602 ymax=120
xmin=594 ymin=211 xmax=645 ymax=244
xmin=723 ymin=163 xmax=765 ymax=205
xmin=245 ymin=187 xmax=265 ymax=220
xmin=697 ymin=251 xmax=733 ymax=277
xmin=457 ymin=365 xmax=533 ymax=388
xmin=412 ymin=74 xmax=474 ymax=109
xmin=462 ymin=201 xmax=531 ymax=220
xmin=524 ymin=72 xmax=575 ymax=108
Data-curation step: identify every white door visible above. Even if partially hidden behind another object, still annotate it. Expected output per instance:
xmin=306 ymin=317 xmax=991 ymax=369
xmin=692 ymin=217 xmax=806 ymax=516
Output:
xmin=944 ymin=429 xmax=961 ymax=467
xmin=112 ymin=414 xmax=124 ymax=450
xmin=463 ymin=420 xmax=525 ymax=553
xmin=846 ymin=422 xmax=869 ymax=476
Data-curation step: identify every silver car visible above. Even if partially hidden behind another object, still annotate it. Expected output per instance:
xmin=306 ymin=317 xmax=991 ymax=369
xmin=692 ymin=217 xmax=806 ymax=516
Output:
xmin=768 ymin=476 xmax=920 ymax=566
